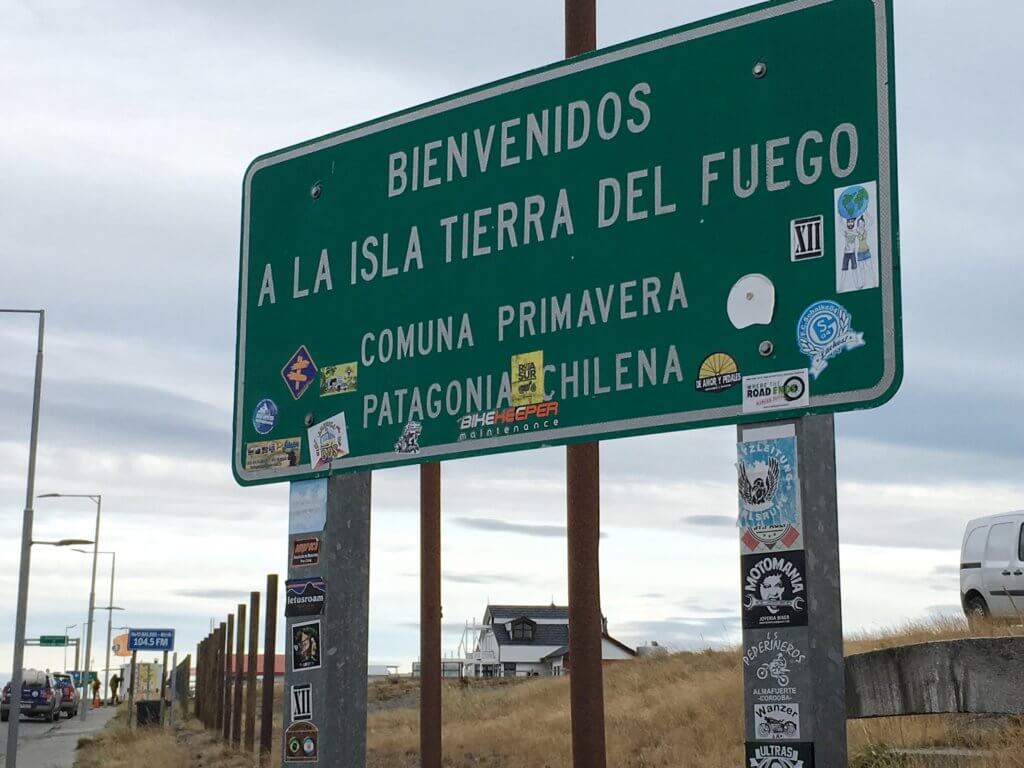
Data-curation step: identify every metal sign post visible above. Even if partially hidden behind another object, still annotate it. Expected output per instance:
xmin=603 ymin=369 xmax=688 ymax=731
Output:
xmin=737 ymin=415 xmax=844 ymax=768
xmin=420 ymin=463 xmax=441 ymax=768
xmin=283 ymin=475 xmax=371 ymax=766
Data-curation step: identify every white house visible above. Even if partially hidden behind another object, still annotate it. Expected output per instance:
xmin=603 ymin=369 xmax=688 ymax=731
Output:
xmin=461 ymin=603 xmax=636 ymax=678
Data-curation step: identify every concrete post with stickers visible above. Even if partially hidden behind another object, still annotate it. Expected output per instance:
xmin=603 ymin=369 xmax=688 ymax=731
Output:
xmin=283 ymin=474 xmax=370 ymax=767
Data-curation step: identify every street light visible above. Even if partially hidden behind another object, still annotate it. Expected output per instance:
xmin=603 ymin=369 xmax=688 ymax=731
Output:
xmin=63 ymin=624 xmax=77 ymax=674
xmin=73 ymin=549 xmax=118 ymax=705
xmin=3 ymin=307 xmax=44 ymax=768
xmin=37 ymin=493 xmax=102 ymax=721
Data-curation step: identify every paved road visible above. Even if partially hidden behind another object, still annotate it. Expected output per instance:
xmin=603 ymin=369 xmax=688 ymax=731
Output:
xmin=0 ymin=707 xmax=117 ymax=768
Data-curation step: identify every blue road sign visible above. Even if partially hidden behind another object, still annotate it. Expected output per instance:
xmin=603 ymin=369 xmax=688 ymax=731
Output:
xmin=127 ymin=628 xmax=175 ymax=652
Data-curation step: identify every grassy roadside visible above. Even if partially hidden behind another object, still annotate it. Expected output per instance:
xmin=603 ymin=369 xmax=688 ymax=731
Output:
xmin=76 ymin=618 xmax=1024 ymax=768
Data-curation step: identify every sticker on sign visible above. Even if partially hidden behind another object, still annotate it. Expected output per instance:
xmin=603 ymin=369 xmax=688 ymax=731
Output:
xmin=742 ymin=370 xmax=810 ymax=414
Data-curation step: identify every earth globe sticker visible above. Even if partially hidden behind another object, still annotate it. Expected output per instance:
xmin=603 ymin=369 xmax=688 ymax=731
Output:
xmin=836 ymin=184 xmax=870 ymax=220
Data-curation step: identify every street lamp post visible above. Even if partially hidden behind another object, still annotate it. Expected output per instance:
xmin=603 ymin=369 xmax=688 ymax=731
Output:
xmin=74 ymin=550 xmax=117 ymax=705
xmin=37 ymin=493 xmax=102 ymax=721
xmin=3 ymin=308 xmax=44 ymax=768
xmin=63 ymin=624 xmax=77 ymax=672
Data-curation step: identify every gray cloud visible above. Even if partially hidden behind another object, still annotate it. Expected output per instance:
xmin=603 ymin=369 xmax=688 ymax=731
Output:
xmin=452 ymin=517 xmax=608 ymax=539
xmin=442 ymin=572 xmax=527 ymax=586
xmin=682 ymin=514 xmax=734 ymax=528
xmin=175 ymin=589 xmax=253 ymax=600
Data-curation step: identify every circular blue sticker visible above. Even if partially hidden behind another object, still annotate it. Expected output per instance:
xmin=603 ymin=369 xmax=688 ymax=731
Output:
xmin=252 ymin=398 xmax=278 ymax=435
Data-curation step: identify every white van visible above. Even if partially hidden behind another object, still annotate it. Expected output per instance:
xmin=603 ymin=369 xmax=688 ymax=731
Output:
xmin=960 ymin=511 xmax=1024 ymax=620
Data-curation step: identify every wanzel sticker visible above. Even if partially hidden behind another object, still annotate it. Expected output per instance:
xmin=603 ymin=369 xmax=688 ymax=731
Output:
xmin=291 ymin=537 xmax=321 ymax=568
xmin=742 ymin=370 xmax=810 ymax=414
xmin=746 ymin=741 xmax=814 ymax=768
xmin=741 ymin=551 xmax=807 ymax=629
xmin=753 ymin=702 xmax=800 ymax=740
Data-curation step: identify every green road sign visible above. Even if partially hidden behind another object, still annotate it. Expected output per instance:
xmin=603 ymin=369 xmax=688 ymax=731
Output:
xmin=39 ymin=635 xmax=67 ymax=646
xmin=234 ymin=0 xmax=901 ymax=485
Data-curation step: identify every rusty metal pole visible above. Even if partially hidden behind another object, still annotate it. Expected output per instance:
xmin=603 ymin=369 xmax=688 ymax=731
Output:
xmin=564 ymin=15 xmax=604 ymax=768
xmin=232 ymin=603 xmax=246 ymax=746
xmin=245 ymin=590 xmax=260 ymax=752
xmin=260 ymin=575 xmax=278 ymax=763
xmin=420 ymin=463 xmax=442 ymax=768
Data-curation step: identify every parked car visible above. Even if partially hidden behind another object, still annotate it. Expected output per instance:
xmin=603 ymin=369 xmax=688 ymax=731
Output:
xmin=1 ymin=669 xmax=61 ymax=722
xmin=51 ymin=673 xmax=79 ymax=718
xmin=961 ymin=510 xmax=1024 ymax=621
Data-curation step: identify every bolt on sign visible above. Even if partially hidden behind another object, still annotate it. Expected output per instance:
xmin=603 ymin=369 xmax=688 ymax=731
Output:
xmin=233 ymin=0 xmax=901 ymax=485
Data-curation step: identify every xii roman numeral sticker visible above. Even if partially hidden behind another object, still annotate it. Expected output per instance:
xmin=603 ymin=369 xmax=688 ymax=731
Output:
xmin=291 ymin=683 xmax=313 ymax=721
xmin=790 ymin=215 xmax=824 ymax=261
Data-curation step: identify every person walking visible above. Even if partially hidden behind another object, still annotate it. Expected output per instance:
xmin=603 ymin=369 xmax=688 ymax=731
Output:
xmin=108 ymin=673 xmax=121 ymax=705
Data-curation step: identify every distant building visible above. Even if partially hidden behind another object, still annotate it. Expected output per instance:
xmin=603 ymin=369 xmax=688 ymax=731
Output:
xmin=460 ymin=603 xmax=636 ymax=678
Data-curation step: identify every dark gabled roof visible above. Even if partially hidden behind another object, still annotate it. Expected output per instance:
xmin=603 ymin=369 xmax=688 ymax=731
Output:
xmin=485 ymin=604 xmax=570 ymax=621
xmin=541 ymin=645 xmax=569 ymax=661
xmin=492 ymin=621 xmax=570 ymax=647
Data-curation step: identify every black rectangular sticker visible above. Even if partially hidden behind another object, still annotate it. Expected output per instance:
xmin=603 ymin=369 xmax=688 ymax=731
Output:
xmin=741 ymin=550 xmax=808 ymax=629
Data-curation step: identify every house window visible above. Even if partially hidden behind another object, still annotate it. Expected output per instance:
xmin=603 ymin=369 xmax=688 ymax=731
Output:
xmin=511 ymin=619 xmax=534 ymax=641
xmin=503 ymin=662 xmax=517 ymax=677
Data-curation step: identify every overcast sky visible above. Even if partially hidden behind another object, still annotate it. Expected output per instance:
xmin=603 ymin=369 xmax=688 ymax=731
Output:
xmin=1 ymin=0 xmax=1022 ymax=678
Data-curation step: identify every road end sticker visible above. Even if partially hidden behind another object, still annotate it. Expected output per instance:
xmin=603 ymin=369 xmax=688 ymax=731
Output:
xmin=282 ymin=345 xmax=318 ymax=400
xmin=742 ymin=370 xmax=809 ymax=414
xmin=320 ymin=362 xmax=358 ymax=396
xmin=291 ymin=619 xmax=322 ymax=672
xmin=285 ymin=577 xmax=326 ymax=617
xmin=308 ymin=410 xmax=350 ymax=469
xmin=741 ymin=551 xmax=807 ymax=629
xmin=252 ymin=398 xmax=278 ymax=435
xmin=746 ymin=741 xmax=814 ymax=768
xmin=291 ymin=536 xmax=321 ymax=568
xmin=796 ymin=300 xmax=864 ymax=379
xmin=245 ymin=437 xmax=301 ymax=471
xmin=289 ymin=478 xmax=327 ymax=534
xmin=283 ymin=721 xmax=318 ymax=763
xmin=835 ymin=180 xmax=879 ymax=294
xmin=790 ymin=215 xmax=823 ymax=262
xmin=695 ymin=352 xmax=741 ymax=393
xmin=290 ymin=683 xmax=313 ymax=722
xmin=511 ymin=350 xmax=544 ymax=406
xmin=737 ymin=432 xmax=802 ymax=552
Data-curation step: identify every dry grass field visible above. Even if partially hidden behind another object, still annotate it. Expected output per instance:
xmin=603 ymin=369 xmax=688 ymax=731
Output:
xmin=75 ymin=617 xmax=1024 ymax=768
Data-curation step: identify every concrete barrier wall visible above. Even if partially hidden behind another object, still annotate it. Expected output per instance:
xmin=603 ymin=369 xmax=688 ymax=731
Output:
xmin=846 ymin=636 xmax=1024 ymax=718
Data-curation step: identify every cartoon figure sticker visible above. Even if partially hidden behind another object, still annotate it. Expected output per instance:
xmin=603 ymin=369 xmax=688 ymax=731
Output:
xmin=796 ymin=300 xmax=865 ymax=379
xmin=245 ymin=437 xmax=301 ymax=471
xmin=394 ymin=421 xmax=422 ymax=454
xmin=511 ymin=351 xmax=544 ymax=406
xmin=835 ymin=181 xmax=879 ymax=293
xmin=308 ymin=410 xmax=350 ymax=469
xmin=741 ymin=551 xmax=807 ymax=629
xmin=320 ymin=362 xmax=358 ymax=396
xmin=291 ymin=619 xmax=322 ymax=671
xmin=282 ymin=345 xmax=318 ymax=400
xmin=252 ymin=398 xmax=278 ymax=435
xmin=737 ymin=434 xmax=802 ymax=552
xmin=695 ymin=353 xmax=741 ymax=393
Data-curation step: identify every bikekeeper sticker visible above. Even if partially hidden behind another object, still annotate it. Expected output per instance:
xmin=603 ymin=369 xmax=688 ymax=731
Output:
xmin=745 ymin=741 xmax=814 ymax=768
xmin=737 ymin=430 xmax=802 ymax=552
xmin=741 ymin=551 xmax=808 ymax=629
xmin=796 ymin=300 xmax=865 ymax=380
